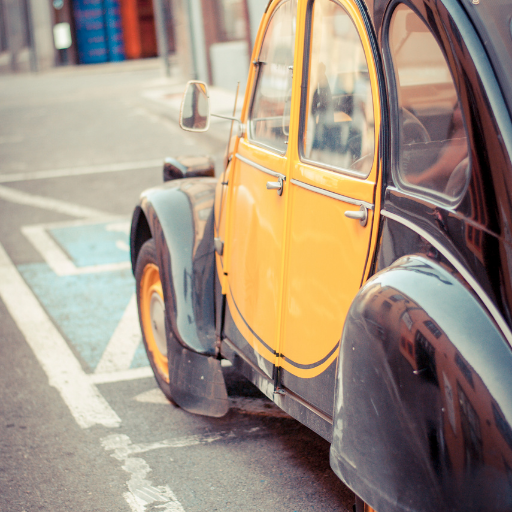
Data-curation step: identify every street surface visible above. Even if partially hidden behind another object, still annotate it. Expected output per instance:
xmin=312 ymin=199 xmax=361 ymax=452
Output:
xmin=0 ymin=61 xmax=355 ymax=512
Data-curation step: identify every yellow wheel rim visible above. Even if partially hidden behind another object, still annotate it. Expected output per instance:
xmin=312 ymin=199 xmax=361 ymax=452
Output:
xmin=140 ymin=263 xmax=169 ymax=383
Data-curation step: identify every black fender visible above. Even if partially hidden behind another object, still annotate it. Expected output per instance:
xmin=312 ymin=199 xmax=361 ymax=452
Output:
xmin=130 ymin=177 xmax=228 ymax=417
xmin=330 ymin=255 xmax=512 ymax=512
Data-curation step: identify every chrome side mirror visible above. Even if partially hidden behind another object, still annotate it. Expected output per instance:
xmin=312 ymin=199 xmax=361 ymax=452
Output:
xmin=179 ymin=80 xmax=210 ymax=132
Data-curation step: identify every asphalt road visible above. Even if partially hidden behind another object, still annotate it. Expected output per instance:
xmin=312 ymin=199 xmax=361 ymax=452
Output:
xmin=0 ymin=61 xmax=355 ymax=512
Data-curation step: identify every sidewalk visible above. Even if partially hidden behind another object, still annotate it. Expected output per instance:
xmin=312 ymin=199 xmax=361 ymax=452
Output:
xmin=138 ymin=62 xmax=244 ymax=145
xmin=1 ymin=55 xmax=242 ymax=147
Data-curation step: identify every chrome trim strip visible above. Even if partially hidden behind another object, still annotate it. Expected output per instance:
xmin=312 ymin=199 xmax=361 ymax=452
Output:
xmin=290 ymin=179 xmax=374 ymax=210
xmin=222 ymin=338 xmax=333 ymax=425
xmin=222 ymin=337 xmax=270 ymax=381
xmin=235 ymin=153 xmax=286 ymax=180
xmin=299 ymin=156 xmax=371 ymax=180
xmin=381 ymin=209 xmax=512 ymax=347
xmin=278 ymin=387 xmax=333 ymax=424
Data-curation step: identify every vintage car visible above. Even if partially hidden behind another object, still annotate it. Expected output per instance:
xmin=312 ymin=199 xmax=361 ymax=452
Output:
xmin=130 ymin=0 xmax=512 ymax=510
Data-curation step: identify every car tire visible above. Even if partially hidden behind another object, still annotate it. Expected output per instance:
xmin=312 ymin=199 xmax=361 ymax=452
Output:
xmin=135 ymin=238 xmax=173 ymax=401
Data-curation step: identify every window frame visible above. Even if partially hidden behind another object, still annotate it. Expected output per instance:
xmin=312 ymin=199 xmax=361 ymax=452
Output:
xmin=383 ymin=1 xmax=472 ymax=208
xmin=297 ymin=0 xmax=379 ymax=180
xmin=246 ymin=0 xmax=296 ymax=155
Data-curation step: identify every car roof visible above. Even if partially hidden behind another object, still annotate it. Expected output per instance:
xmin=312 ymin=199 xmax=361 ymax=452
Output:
xmin=361 ymin=0 xmax=512 ymax=116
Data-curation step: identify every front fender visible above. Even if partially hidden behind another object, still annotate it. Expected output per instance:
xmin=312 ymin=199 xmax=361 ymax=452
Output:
xmin=330 ymin=255 xmax=512 ymax=512
xmin=130 ymin=177 xmax=228 ymax=417
xmin=132 ymin=177 xmax=218 ymax=355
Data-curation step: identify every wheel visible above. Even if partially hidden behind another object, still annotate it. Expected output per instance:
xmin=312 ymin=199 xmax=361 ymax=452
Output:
xmin=135 ymin=238 xmax=172 ymax=400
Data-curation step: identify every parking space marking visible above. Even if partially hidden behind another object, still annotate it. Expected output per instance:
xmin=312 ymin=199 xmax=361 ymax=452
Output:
xmin=19 ymin=217 xmax=146 ymax=373
xmin=103 ymin=434 xmax=186 ymax=512
xmin=96 ymin=294 xmax=142 ymax=374
xmin=22 ymin=218 xmax=131 ymax=276
xmin=0 ymin=159 xmax=162 ymax=183
xmin=102 ymin=427 xmax=264 ymax=512
xmin=0 ymin=241 xmax=121 ymax=428
xmin=0 ymin=184 xmax=108 ymax=217
xmin=90 ymin=367 xmax=153 ymax=384
xmin=133 ymin=388 xmax=291 ymax=418
xmin=18 ymin=262 xmax=138 ymax=370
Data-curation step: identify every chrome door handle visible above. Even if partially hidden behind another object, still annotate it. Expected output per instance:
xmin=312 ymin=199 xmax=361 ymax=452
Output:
xmin=266 ymin=177 xmax=284 ymax=196
xmin=344 ymin=205 xmax=368 ymax=227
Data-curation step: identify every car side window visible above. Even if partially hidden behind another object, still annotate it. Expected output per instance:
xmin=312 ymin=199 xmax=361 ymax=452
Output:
xmin=248 ymin=0 xmax=296 ymax=153
xmin=300 ymin=0 xmax=375 ymax=177
xmin=388 ymin=5 xmax=470 ymax=202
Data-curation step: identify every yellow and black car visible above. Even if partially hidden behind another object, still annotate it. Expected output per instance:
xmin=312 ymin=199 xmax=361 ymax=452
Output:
xmin=130 ymin=0 xmax=512 ymax=510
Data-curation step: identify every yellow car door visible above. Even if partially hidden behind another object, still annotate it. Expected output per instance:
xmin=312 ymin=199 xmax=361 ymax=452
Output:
xmin=223 ymin=0 xmax=298 ymax=380
xmin=277 ymin=0 xmax=382 ymax=416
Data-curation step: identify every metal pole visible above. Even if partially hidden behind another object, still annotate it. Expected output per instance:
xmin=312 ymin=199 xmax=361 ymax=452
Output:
xmin=152 ymin=0 xmax=170 ymax=76
xmin=23 ymin=0 xmax=37 ymax=71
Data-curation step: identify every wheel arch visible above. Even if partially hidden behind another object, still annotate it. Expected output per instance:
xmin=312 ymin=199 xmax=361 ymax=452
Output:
xmin=130 ymin=205 xmax=152 ymax=275
xmin=131 ymin=177 xmax=228 ymax=417
xmin=330 ymin=255 xmax=512 ymax=512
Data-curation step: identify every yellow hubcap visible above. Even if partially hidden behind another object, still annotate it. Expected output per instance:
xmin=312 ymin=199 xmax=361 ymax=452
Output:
xmin=140 ymin=263 xmax=169 ymax=383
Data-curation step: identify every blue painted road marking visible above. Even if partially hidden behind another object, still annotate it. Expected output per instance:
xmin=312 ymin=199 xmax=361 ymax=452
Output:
xmin=18 ymin=219 xmax=148 ymax=373
xmin=49 ymin=220 xmax=131 ymax=267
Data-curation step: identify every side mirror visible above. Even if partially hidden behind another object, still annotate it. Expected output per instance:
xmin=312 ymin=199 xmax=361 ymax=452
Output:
xmin=179 ymin=81 xmax=210 ymax=132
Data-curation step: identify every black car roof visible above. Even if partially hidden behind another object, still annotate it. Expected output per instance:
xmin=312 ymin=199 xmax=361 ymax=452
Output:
xmin=462 ymin=0 xmax=512 ymax=113
xmin=364 ymin=0 xmax=512 ymax=115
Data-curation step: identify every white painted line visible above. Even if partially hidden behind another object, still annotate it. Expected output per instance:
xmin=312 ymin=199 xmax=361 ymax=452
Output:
xmin=0 ymin=159 xmax=162 ymax=183
xmin=103 ymin=434 xmax=186 ymax=512
xmin=22 ymin=224 xmax=77 ymax=275
xmin=22 ymin=221 xmax=131 ymax=276
xmin=134 ymin=388 xmax=172 ymax=404
xmin=0 ymin=242 xmax=121 ymax=429
xmin=95 ymin=294 xmax=142 ymax=374
xmin=132 ymin=388 xmax=290 ymax=417
xmin=123 ymin=431 xmax=236 ymax=453
xmin=0 ymin=184 xmax=108 ymax=218
xmin=90 ymin=366 xmax=153 ymax=384
xmin=103 ymin=427 xmax=260 ymax=459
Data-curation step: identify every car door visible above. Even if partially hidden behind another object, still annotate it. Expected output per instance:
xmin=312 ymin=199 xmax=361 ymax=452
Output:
xmin=223 ymin=0 xmax=298 ymax=379
xmin=277 ymin=0 xmax=382 ymax=416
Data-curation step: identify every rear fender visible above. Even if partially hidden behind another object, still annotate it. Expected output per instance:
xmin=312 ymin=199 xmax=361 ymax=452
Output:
xmin=330 ymin=255 xmax=512 ymax=512
xmin=130 ymin=177 xmax=228 ymax=417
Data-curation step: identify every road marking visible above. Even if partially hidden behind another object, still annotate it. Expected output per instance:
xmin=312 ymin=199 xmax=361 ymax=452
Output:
xmin=95 ymin=294 xmax=142 ymax=374
xmin=0 ymin=242 xmax=121 ymax=428
xmin=103 ymin=434 xmax=186 ymax=512
xmin=20 ymin=217 xmax=148 ymax=375
xmin=134 ymin=388 xmax=174 ymax=405
xmin=133 ymin=388 xmax=291 ymax=417
xmin=90 ymin=367 xmax=153 ymax=384
xmin=103 ymin=426 xmax=272 ymax=510
xmin=0 ymin=159 xmax=162 ymax=183
xmin=22 ymin=220 xmax=131 ymax=276
xmin=103 ymin=431 xmax=238 ymax=459
xmin=0 ymin=184 xmax=108 ymax=218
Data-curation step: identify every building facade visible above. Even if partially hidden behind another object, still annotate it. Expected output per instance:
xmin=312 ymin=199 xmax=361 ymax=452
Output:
xmin=0 ymin=0 xmax=267 ymax=91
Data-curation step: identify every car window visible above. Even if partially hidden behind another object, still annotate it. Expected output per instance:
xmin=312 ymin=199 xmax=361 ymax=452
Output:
xmin=248 ymin=0 xmax=297 ymax=153
xmin=389 ymin=4 xmax=470 ymax=202
xmin=300 ymin=0 xmax=375 ymax=177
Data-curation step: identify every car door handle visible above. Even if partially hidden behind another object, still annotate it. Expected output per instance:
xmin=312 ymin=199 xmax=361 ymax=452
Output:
xmin=344 ymin=205 xmax=368 ymax=227
xmin=266 ymin=177 xmax=284 ymax=196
